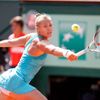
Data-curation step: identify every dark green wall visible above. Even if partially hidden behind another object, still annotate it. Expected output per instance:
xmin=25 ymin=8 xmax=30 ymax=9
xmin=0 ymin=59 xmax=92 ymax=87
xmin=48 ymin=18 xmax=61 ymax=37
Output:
xmin=22 ymin=2 xmax=100 ymax=15
xmin=0 ymin=1 xmax=21 ymax=39
xmin=31 ymin=66 xmax=100 ymax=95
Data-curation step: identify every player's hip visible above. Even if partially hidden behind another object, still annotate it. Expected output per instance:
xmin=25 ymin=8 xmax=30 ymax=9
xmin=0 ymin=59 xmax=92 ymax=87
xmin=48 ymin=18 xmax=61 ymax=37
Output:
xmin=0 ymin=68 xmax=28 ymax=93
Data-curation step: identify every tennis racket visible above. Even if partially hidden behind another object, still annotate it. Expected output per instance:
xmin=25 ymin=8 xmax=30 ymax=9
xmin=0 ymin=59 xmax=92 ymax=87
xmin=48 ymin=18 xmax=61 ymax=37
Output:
xmin=76 ymin=29 xmax=100 ymax=57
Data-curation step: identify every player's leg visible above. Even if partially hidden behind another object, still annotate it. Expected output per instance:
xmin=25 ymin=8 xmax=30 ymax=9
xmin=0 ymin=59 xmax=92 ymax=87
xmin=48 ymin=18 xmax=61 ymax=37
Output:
xmin=25 ymin=89 xmax=47 ymax=100
xmin=0 ymin=85 xmax=47 ymax=100
xmin=12 ymin=89 xmax=47 ymax=100
xmin=0 ymin=88 xmax=47 ymax=100
xmin=0 ymin=88 xmax=15 ymax=100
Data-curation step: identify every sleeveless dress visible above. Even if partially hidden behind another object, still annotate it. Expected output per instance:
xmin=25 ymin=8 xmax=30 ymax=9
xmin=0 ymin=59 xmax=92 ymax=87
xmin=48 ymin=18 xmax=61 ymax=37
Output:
xmin=0 ymin=33 xmax=47 ymax=94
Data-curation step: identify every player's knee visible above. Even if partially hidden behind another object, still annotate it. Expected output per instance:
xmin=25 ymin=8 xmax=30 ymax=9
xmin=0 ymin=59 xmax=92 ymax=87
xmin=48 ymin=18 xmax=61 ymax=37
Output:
xmin=41 ymin=97 xmax=47 ymax=100
xmin=43 ymin=96 xmax=48 ymax=100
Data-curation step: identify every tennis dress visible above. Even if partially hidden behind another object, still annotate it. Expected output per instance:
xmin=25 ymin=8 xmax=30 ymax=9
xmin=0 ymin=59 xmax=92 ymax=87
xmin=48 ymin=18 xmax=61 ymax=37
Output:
xmin=0 ymin=33 xmax=47 ymax=94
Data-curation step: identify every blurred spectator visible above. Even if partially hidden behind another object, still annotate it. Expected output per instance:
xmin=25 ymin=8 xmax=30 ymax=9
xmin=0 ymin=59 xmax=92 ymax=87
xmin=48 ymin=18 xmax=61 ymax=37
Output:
xmin=23 ymin=10 xmax=38 ymax=34
xmin=8 ymin=16 xmax=25 ymax=68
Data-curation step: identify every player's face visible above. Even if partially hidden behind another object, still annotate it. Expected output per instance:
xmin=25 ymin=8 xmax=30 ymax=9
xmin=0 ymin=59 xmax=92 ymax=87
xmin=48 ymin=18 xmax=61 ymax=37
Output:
xmin=11 ymin=22 xmax=21 ymax=33
xmin=37 ymin=20 xmax=52 ymax=39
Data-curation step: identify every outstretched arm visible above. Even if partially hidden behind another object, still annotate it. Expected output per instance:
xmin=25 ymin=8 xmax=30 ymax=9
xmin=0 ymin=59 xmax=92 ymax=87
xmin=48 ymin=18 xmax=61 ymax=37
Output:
xmin=0 ymin=34 xmax=31 ymax=47
xmin=33 ymin=40 xmax=77 ymax=61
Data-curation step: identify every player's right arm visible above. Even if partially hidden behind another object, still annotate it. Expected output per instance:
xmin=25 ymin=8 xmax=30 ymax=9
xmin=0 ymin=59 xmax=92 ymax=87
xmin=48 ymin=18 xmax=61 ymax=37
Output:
xmin=32 ymin=40 xmax=77 ymax=61
xmin=0 ymin=34 xmax=31 ymax=47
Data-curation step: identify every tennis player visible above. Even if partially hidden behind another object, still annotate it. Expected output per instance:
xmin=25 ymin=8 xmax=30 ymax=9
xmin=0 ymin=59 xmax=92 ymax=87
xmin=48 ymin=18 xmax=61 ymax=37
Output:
xmin=0 ymin=14 xmax=77 ymax=100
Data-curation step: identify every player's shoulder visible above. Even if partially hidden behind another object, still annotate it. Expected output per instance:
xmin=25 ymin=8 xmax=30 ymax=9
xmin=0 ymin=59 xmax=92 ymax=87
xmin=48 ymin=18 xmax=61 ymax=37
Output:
xmin=29 ymin=32 xmax=38 ymax=38
xmin=25 ymin=33 xmax=37 ymax=41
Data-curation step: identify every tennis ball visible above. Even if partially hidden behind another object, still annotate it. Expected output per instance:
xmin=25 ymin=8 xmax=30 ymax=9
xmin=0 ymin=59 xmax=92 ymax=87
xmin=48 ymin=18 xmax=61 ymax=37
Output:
xmin=71 ymin=24 xmax=80 ymax=32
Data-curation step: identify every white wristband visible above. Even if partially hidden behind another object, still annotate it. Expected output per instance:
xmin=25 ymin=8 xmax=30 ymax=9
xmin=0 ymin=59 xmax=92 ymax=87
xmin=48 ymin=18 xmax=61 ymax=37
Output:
xmin=62 ymin=50 xmax=70 ymax=57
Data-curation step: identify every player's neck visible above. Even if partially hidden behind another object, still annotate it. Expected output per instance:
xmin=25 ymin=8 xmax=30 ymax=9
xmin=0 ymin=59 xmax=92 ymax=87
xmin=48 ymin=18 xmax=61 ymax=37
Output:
xmin=38 ymin=34 xmax=48 ymax=40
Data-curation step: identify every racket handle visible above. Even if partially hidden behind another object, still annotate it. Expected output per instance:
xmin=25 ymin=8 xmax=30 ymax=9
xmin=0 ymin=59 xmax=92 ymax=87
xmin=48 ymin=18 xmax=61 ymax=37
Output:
xmin=76 ymin=49 xmax=87 ymax=57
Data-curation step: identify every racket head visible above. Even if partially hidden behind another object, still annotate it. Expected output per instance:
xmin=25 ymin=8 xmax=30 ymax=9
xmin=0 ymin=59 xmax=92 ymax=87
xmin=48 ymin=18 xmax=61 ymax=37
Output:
xmin=92 ymin=28 xmax=100 ymax=52
xmin=76 ymin=29 xmax=100 ymax=57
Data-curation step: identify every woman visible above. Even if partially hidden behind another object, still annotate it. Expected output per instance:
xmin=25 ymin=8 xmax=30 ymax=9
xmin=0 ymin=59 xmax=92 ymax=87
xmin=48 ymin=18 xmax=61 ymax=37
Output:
xmin=0 ymin=14 xmax=77 ymax=100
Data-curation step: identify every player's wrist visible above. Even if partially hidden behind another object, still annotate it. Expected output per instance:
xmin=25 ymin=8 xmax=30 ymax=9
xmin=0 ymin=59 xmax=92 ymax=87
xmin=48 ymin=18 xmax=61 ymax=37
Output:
xmin=62 ymin=50 xmax=70 ymax=58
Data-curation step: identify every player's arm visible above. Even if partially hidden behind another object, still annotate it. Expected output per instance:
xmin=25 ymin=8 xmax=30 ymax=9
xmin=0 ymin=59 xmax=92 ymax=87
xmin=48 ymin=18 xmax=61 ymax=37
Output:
xmin=0 ymin=34 xmax=31 ymax=47
xmin=34 ymin=40 xmax=77 ymax=61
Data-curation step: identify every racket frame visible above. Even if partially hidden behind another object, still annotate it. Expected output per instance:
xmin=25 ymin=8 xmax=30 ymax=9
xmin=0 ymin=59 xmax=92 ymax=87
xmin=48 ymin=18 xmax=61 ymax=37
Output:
xmin=76 ymin=30 xmax=100 ymax=57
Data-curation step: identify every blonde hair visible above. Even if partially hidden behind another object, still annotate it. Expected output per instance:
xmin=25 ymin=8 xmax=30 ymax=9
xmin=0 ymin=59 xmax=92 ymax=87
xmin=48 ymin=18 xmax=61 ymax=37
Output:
xmin=35 ymin=14 xmax=52 ymax=27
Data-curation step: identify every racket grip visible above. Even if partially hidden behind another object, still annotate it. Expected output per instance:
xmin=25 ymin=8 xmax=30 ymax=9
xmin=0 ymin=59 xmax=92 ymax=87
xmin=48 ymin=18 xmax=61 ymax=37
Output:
xmin=76 ymin=49 xmax=87 ymax=57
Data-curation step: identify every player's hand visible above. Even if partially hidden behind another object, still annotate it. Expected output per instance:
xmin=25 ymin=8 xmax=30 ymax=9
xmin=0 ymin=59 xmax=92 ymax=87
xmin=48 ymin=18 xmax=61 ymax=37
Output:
xmin=66 ymin=51 xmax=78 ymax=61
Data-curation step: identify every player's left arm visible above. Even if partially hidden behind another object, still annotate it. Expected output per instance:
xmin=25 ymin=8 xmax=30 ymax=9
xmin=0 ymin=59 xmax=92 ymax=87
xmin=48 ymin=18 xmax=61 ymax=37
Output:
xmin=0 ymin=34 xmax=31 ymax=47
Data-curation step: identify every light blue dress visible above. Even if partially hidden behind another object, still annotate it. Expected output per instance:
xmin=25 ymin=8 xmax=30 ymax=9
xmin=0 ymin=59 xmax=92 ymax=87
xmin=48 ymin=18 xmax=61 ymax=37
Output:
xmin=0 ymin=33 xmax=47 ymax=94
